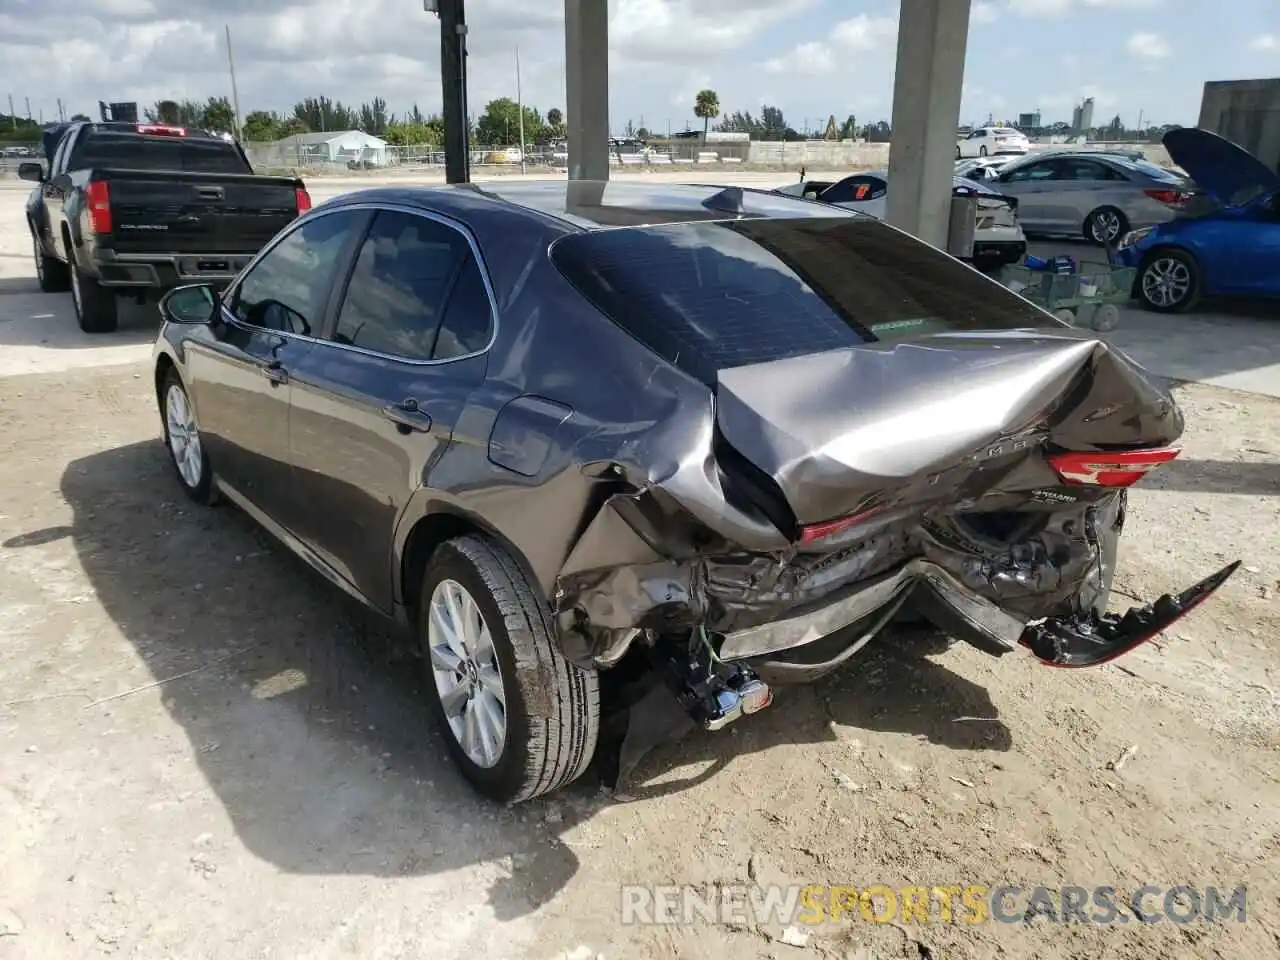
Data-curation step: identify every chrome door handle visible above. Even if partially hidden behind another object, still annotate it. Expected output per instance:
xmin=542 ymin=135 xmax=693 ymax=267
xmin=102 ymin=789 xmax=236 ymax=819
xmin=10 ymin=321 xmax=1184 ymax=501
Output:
xmin=383 ymin=399 xmax=432 ymax=433
xmin=262 ymin=361 xmax=288 ymax=385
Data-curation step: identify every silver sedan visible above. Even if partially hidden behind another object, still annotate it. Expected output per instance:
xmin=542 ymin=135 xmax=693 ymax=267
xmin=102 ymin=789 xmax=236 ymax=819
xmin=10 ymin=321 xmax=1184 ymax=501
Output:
xmin=992 ymin=152 xmax=1194 ymax=244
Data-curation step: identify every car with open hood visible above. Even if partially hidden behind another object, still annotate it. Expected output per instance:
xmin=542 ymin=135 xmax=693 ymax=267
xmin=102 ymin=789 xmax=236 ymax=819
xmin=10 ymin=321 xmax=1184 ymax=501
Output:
xmin=150 ymin=180 xmax=1239 ymax=802
xmin=1113 ymin=127 xmax=1280 ymax=312
xmin=775 ymin=171 xmax=1027 ymax=269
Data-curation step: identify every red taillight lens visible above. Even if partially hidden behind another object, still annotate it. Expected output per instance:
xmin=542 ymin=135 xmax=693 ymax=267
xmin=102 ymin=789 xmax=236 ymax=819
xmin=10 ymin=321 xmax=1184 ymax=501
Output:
xmin=798 ymin=507 xmax=880 ymax=544
xmin=1144 ymin=188 xmax=1184 ymax=206
xmin=135 ymin=124 xmax=186 ymax=136
xmin=84 ymin=181 xmax=112 ymax=233
xmin=1047 ymin=447 xmax=1180 ymax=487
xmin=295 ymin=187 xmax=312 ymax=213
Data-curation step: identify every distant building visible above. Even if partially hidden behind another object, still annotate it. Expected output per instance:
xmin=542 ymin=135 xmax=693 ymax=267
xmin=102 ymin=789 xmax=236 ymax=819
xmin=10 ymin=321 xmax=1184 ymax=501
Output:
xmin=1199 ymin=78 xmax=1280 ymax=172
xmin=1018 ymin=111 xmax=1041 ymax=130
xmin=273 ymin=130 xmax=389 ymax=166
xmin=1070 ymin=97 xmax=1095 ymax=135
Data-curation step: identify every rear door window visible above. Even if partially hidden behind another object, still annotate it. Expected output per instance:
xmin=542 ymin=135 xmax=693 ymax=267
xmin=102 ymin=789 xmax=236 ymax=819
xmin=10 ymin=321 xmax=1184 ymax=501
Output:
xmin=330 ymin=210 xmax=473 ymax=359
xmin=551 ymin=218 xmax=1052 ymax=387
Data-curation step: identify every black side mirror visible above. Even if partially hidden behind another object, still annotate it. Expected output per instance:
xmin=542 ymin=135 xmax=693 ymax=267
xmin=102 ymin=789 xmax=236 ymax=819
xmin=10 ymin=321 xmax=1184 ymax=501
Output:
xmin=18 ymin=162 xmax=45 ymax=183
xmin=159 ymin=283 xmax=218 ymax=325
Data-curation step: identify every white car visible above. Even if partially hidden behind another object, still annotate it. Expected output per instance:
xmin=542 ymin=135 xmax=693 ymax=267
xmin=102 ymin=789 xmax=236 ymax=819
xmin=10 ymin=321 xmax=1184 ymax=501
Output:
xmin=957 ymin=126 xmax=1030 ymax=159
xmin=777 ymin=170 xmax=1027 ymax=269
xmin=954 ymin=155 xmax=1019 ymax=182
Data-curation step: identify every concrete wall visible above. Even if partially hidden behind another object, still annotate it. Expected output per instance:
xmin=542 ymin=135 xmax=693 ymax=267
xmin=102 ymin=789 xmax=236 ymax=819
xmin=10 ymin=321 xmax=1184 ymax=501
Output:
xmin=1199 ymin=78 xmax=1280 ymax=172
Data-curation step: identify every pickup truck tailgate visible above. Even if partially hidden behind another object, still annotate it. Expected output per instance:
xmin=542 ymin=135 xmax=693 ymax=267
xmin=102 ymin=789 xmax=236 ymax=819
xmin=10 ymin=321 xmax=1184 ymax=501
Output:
xmin=101 ymin=171 xmax=301 ymax=255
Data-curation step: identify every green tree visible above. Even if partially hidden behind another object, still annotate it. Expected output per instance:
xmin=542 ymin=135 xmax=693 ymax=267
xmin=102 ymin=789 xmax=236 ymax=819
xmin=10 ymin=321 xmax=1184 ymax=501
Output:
xmin=69 ymin=113 xmax=91 ymax=122
xmin=838 ymin=114 xmax=858 ymax=140
xmin=292 ymin=96 xmax=356 ymax=133
xmin=474 ymin=97 xmax=546 ymax=146
xmin=694 ymin=89 xmax=720 ymax=141
xmin=200 ymin=96 xmax=236 ymax=134
xmin=242 ymin=110 xmax=283 ymax=141
xmin=546 ymin=107 xmax=564 ymax=137
xmin=759 ymin=105 xmax=788 ymax=141
xmin=357 ymin=97 xmax=390 ymax=136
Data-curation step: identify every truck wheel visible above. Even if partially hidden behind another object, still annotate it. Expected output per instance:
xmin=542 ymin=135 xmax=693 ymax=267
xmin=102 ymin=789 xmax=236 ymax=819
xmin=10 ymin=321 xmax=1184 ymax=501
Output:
xmin=70 ymin=264 xmax=119 ymax=334
xmin=31 ymin=227 xmax=69 ymax=293
xmin=419 ymin=535 xmax=600 ymax=803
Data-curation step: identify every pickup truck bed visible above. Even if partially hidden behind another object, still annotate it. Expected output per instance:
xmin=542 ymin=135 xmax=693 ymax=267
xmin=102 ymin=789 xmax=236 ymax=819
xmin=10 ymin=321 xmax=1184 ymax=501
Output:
xmin=22 ymin=121 xmax=310 ymax=334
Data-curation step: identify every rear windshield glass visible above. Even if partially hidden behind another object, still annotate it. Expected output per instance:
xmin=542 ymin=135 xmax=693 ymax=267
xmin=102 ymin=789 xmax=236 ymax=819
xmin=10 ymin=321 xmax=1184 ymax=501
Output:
xmin=551 ymin=218 xmax=1055 ymax=386
xmin=71 ymin=133 xmax=251 ymax=174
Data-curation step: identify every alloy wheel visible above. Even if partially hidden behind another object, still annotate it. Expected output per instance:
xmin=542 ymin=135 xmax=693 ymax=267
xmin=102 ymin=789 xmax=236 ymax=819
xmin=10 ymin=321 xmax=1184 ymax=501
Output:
xmin=1091 ymin=210 xmax=1122 ymax=243
xmin=165 ymin=384 xmax=204 ymax=489
xmin=428 ymin=578 xmax=507 ymax=768
xmin=1141 ymin=257 xmax=1191 ymax=309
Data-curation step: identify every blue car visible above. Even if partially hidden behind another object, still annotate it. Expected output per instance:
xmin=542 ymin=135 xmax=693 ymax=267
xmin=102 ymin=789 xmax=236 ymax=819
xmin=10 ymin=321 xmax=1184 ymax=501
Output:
xmin=1114 ymin=127 xmax=1280 ymax=313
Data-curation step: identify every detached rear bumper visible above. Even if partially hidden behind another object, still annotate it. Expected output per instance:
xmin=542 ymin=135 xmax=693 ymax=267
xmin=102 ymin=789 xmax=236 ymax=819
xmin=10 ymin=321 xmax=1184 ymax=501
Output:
xmin=719 ymin=556 xmax=1241 ymax=669
xmin=719 ymin=558 xmax=1025 ymax=662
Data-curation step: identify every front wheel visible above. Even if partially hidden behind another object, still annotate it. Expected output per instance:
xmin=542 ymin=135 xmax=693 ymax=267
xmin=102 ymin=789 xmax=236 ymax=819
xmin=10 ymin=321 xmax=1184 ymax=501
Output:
xmin=160 ymin=368 xmax=218 ymax=505
xmin=420 ymin=535 xmax=600 ymax=803
xmin=1137 ymin=249 xmax=1200 ymax=313
xmin=70 ymin=264 xmax=119 ymax=334
xmin=31 ymin=227 xmax=69 ymax=293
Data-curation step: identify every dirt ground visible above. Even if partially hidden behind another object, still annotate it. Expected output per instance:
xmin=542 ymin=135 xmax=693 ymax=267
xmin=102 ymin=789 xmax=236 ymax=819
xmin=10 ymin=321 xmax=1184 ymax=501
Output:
xmin=1 ymin=179 xmax=1278 ymax=959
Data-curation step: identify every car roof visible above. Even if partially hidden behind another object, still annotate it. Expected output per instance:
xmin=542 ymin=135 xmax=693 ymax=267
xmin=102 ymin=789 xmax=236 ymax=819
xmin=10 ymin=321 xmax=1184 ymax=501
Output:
xmin=322 ymin=179 xmax=855 ymax=231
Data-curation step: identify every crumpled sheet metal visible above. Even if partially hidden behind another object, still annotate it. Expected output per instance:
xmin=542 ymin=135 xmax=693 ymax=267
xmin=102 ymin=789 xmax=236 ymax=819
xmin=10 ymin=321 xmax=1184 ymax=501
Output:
xmin=550 ymin=332 xmax=1179 ymax=667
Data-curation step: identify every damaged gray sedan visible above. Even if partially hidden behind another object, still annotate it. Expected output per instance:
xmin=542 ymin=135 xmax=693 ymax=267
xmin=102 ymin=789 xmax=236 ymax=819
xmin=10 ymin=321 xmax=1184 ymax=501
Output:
xmin=150 ymin=179 xmax=1239 ymax=803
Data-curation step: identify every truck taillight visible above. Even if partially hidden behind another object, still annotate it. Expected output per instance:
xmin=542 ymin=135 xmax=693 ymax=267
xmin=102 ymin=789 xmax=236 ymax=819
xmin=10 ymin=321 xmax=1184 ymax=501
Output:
xmin=85 ymin=181 xmax=112 ymax=233
xmin=295 ymin=187 xmax=312 ymax=213
xmin=1047 ymin=447 xmax=1180 ymax=487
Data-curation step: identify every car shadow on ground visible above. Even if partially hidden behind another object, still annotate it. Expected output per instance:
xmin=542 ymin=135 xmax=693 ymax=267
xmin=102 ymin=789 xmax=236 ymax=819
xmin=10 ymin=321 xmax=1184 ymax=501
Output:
xmin=27 ymin=438 xmax=1011 ymax=921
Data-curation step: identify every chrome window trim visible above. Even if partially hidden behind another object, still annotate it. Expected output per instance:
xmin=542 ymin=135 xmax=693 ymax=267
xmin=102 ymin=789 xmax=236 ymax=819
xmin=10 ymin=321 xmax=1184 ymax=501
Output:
xmin=219 ymin=200 xmax=501 ymax=367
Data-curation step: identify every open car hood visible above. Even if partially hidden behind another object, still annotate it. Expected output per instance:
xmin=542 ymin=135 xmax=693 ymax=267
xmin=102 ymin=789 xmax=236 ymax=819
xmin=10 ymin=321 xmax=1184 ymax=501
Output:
xmin=1163 ymin=127 xmax=1280 ymax=206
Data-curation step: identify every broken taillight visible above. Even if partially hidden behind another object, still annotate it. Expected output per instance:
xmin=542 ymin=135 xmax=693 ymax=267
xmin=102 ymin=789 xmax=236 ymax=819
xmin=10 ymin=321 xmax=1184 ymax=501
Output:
xmin=84 ymin=181 xmax=112 ymax=233
xmin=798 ymin=506 xmax=880 ymax=544
xmin=1144 ymin=188 xmax=1185 ymax=207
xmin=1047 ymin=447 xmax=1180 ymax=487
xmin=295 ymin=187 xmax=312 ymax=213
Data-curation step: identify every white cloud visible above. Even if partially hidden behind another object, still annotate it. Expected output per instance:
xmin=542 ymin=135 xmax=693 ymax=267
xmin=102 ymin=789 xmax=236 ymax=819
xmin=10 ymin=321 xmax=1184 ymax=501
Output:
xmin=972 ymin=2 xmax=1001 ymax=23
xmin=1081 ymin=0 xmax=1160 ymax=6
xmin=1007 ymin=0 xmax=1073 ymax=15
xmin=763 ymin=14 xmax=897 ymax=77
xmin=1248 ymin=34 xmax=1278 ymax=51
xmin=1126 ymin=31 xmax=1170 ymax=58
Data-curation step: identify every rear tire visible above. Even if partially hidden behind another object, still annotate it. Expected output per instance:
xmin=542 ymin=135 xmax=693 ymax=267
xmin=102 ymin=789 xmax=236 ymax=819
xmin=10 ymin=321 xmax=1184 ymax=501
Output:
xmin=70 ymin=262 xmax=119 ymax=334
xmin=1084 ymin=206 xmax=1128 ymax=246
xmin=31 ymin=226 xmax=69 ymax=293
xmin=420 ymin=535 xmax=600 ymax=803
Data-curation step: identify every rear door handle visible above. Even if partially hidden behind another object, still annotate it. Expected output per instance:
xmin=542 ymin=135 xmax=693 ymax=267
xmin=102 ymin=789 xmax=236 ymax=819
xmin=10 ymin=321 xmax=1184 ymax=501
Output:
xmin=383 ymin=399 xmax=432 ymax=433
xmin=262 ymin=361 xmax=288 ymax=385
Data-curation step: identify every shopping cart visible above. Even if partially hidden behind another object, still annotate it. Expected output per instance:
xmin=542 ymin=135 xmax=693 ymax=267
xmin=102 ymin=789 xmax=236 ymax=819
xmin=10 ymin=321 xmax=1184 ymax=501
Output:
xmin=999 ymin=258 xmax=1136 ymax=332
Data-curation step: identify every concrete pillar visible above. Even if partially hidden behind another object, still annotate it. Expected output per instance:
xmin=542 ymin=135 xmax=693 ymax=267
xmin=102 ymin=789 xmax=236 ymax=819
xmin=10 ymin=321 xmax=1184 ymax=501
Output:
xmin=884 ymin=0 xmax=971 ymax=248
xmin=564 ymin=0 xmax=610 ymax=180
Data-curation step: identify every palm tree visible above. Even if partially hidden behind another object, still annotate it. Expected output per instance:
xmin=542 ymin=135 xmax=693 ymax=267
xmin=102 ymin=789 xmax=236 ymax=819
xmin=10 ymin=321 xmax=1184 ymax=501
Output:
xmin=694 ymin=89 xmax=720 ymax=143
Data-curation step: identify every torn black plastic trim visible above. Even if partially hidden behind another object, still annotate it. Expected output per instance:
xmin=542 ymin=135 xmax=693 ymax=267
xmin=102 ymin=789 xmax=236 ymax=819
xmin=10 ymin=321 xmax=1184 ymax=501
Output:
xmin=1020 ymin=560 xmax=1241 ymax=667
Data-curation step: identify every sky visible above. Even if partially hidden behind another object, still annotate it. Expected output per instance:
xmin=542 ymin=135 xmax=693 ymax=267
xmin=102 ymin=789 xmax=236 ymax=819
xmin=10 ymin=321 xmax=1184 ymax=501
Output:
xmin=1 ymin=0 xmax=1278 ymax=134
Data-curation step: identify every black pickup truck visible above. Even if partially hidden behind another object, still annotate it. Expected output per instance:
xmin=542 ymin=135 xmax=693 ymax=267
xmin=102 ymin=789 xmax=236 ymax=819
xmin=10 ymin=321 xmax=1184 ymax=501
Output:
xmin=20 ymin=121 xmax=311 ymax=333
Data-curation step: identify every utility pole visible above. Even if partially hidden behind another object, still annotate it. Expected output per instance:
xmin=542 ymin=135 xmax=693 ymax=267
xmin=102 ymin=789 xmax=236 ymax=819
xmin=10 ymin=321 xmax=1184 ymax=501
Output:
xmin=516 ymin=46 xmax=526 ymax=174
xmin=7 ymin=95 xmax=15 ymax=130
xmin=225 ymin=25 xmax=244 ymax=141
xmin=428 ymin=0 xmax=470 ymax=183
xmin=25 ymin=97 xmax=31 ymax=120
xmin=57 ymin=98 xmax=65 ymax=122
